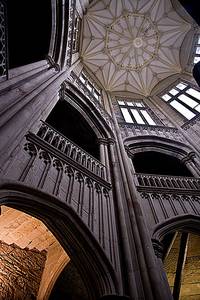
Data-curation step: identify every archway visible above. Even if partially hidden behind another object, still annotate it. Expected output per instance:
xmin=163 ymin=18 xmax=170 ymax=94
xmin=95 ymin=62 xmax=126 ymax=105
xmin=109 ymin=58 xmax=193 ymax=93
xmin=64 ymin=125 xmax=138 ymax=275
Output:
xmin=152 ymin=216 xmax=200 ymax=300
xmin=0 ymin=181 xmax=119 ymax=299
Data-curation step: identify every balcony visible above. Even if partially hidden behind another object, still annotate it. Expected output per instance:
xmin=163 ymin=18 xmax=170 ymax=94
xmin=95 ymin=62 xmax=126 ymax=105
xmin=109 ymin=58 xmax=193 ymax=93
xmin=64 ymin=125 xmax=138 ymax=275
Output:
xmin=119 ymin=122 xmax=185 ymax=142
xmin=4 ymin=121 xmax=116 ymax=264
xmin=134 ymin=173 xmax=200 ymax=227
xmin=135 ymin=173 xmax=200 ymax=192
xmin=34 ymin=121 xmax=107 ymax=182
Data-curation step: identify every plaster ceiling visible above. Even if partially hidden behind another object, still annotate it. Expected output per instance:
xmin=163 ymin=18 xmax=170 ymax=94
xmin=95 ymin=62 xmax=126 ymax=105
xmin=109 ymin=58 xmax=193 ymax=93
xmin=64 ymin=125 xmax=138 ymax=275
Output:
xmin=81 ymin=0 xmax=191 ymax=96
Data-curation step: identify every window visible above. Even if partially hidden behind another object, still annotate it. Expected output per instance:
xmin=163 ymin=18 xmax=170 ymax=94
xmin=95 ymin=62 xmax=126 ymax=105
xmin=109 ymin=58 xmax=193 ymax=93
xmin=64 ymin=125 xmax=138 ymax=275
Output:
xmin=118 ymin=100 xmax=157 ymax=125
xmin=79 ymin=71 xmax=101 ymax=100
xmin=161 ymin=81 xmax=200 ymax=120
xmin=72 ymin=12 xmax=81 ymax=53
xmin=193 ymin=35 xmax=200 ymax=64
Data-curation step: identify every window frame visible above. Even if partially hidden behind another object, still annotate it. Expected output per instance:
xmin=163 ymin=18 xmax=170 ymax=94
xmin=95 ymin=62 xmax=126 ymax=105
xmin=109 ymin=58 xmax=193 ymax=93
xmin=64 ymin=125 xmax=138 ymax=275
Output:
xmin=190 ymin=33 xmax=200 ymax=65
xmin=72 ymin=11 xmax=81 ymax=53
xmin=79 ymin=71 xmax=101 ymax=101
xmin=117 ymin=98 xmax=160 ymax=126
xmin=160 ymin=79 xmax=200 ymax=121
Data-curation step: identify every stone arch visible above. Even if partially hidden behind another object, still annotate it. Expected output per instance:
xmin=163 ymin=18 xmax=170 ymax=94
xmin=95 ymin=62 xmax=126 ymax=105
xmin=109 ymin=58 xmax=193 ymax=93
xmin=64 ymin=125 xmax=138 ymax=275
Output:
xmin=0 ymin=180 xmax=119 ymax=299
xmin=152 ymin=214 xmax=200 ymax=242
xmin=124 ymin=135 xmax=195 ymax=160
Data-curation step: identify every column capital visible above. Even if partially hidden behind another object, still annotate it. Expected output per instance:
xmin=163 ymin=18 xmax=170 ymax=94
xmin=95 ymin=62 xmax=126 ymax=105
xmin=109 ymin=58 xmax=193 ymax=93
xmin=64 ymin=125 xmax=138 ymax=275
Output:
xmin=97 ymin=138 xmax=109 ymax=145
xmin=46 ymin=55 xmax=61 ymax=71
xmin=181 ymin=151 xmax=196 ymax=164
xmin=152 ymin=239 xmax=164 ymax=259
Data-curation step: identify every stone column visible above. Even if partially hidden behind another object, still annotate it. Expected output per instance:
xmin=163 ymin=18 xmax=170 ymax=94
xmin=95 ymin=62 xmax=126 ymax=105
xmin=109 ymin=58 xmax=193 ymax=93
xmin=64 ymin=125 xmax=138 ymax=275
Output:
xmin=152 ymin=239 xmax=173 ymax=300
xmin=106 ymin=92 xmax=173 ymax=300
xmin=98 ymin=138 xmax=112 ymax=182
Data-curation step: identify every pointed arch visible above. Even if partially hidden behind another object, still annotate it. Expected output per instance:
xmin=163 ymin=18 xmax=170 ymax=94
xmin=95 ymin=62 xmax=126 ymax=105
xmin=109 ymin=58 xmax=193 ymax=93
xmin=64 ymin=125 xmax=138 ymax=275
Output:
xmin=152 ymin=214 xmax=200 ymax=242
xmin=124 ymin=135 xmax=194 ymax=160
xmin=0 ymin=180 xmax=119 ymax=299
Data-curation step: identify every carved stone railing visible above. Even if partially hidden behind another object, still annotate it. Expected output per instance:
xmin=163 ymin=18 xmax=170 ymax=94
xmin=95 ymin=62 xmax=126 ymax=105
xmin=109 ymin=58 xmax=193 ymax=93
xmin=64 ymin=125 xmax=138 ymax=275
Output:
xmin=65 ymin=0 xmax=76 ymax=67
xmin=135 ymin=173 xmax=200 ymax=191
xmin=134 ymin=173 xmax=200 ymax=229
xmin=3 ymin=129 xmax=117 ymax=266
xmin=119 ymin=123 xmax=185 ymax=142
xmin=0 ymin=0 xmax=8 ymax=79
xmin=37 ymin=121 xmax=107 ymax=181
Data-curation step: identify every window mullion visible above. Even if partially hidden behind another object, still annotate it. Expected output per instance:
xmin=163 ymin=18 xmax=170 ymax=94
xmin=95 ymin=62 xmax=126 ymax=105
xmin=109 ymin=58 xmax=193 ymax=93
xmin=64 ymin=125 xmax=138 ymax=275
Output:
xmin=175 ymin=97 xmax=197 ymax=114
xmin=138 ymin=108 xmax=148 ymax=125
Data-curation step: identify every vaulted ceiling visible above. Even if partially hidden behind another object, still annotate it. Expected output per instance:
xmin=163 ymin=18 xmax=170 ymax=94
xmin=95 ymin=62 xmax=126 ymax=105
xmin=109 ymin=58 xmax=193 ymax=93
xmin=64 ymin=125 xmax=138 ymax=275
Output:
xmin=81 ymin=0 xmax=191 ymax=96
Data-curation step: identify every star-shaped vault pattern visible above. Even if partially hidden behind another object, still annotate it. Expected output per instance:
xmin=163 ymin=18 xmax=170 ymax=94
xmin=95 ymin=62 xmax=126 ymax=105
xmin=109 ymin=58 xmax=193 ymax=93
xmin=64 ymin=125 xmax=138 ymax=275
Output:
xmin=81 ymin=0 xmax=191 ymax=96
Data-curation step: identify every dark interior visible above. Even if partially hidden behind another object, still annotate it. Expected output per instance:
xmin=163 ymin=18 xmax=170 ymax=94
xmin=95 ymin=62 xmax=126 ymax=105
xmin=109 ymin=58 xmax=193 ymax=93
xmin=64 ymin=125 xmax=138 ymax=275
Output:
xmin=46 ymin=100 xmax=99 ymax=159
xmin=178 ymin=0 xmax=200 ymax=26
xmin=49 ymin=261 xmax=89 ymax=300
xmin=132 ymin=151 xmax=192 ymax=176
xmin=6 ymin=0 xmax=52 ymax=69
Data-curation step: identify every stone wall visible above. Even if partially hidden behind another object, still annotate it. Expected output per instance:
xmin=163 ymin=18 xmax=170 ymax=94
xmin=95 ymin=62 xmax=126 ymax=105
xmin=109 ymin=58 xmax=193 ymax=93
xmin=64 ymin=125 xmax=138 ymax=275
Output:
xmin=0 ymin=241 xmax=47 ymax=299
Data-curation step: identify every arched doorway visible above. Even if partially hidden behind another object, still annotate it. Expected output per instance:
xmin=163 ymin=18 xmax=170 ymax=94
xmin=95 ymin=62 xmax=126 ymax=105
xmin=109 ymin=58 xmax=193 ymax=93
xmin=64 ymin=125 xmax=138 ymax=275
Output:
xmin=153 ymin=216 xmax=200 ymax=300
xmin=0 ymin=205 xmax=73 ymax=299
xmin=0 ymin=182 xmax=118 ymax=299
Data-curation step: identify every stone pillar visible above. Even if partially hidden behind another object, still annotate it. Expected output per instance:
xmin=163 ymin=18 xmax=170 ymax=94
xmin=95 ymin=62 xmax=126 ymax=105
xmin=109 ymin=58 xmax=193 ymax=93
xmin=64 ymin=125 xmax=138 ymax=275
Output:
xmin=106 ymin=92 xmax=173 ymax=300
xmin=98 ymin=138 xmax=112 ymax=182
xmin=152 ymin=239 xmax=173 ymax=300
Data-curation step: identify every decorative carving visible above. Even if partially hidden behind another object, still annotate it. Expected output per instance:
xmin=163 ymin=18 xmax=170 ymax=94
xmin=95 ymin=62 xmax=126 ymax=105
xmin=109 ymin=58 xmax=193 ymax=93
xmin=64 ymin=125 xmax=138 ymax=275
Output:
xmin=36 ymin=121 xmax=107 ymax=180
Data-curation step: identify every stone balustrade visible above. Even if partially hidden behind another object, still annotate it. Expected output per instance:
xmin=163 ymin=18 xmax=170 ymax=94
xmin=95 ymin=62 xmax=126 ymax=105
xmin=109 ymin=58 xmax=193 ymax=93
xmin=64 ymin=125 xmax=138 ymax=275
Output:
xmin=37 ymin=121 xmax=107 ymax=180
xmin=119 ymin=122 xmax=184 ymax=142
xmin=134 ymin=173 xmax=200 ymax=230
xmin=0 ymin=0 xmax=8 ymax=79
xmin=135 ymin=173 xmax=200 ymax=190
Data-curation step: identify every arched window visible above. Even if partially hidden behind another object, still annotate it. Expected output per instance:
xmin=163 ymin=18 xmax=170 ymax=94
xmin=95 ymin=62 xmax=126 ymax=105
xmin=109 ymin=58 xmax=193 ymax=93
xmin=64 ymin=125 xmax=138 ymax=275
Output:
xmin=118 ymin=99 xmax=159 ymax=125
xmin=161 ymin=81 xmax=200 ymax=120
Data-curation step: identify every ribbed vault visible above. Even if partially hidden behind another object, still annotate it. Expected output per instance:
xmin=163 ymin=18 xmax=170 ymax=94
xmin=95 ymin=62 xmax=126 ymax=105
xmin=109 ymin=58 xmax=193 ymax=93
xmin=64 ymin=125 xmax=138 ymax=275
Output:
xmin=81 ymin=0 xmax=191 ymax=95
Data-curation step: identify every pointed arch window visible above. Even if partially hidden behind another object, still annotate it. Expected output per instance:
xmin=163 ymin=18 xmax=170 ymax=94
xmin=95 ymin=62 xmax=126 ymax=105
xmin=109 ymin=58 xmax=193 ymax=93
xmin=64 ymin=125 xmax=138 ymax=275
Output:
xmin=161 ymin=81 xmax=200 ymax=120
xmin=118 ymin=100 xmax=157 ymax=125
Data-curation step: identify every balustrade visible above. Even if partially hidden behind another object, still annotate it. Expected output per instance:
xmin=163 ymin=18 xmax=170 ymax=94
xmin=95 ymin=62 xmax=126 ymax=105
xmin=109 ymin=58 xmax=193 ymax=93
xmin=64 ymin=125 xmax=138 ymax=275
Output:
xmin=119 ymin=122 xmax=184 ymax=142
xmin=135 ymin=173 xmax=200 ymax=190
xmin=37 ymin=121 xmax=107 ymax=180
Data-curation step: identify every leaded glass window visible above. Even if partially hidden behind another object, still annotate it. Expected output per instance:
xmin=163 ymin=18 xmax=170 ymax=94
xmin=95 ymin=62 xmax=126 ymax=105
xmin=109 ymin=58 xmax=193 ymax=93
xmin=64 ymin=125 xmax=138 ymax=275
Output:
xmin=161 ymin=81 xmax=200 ymax=120
xmin=118 ymin=100 xmax=157 ymax=125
